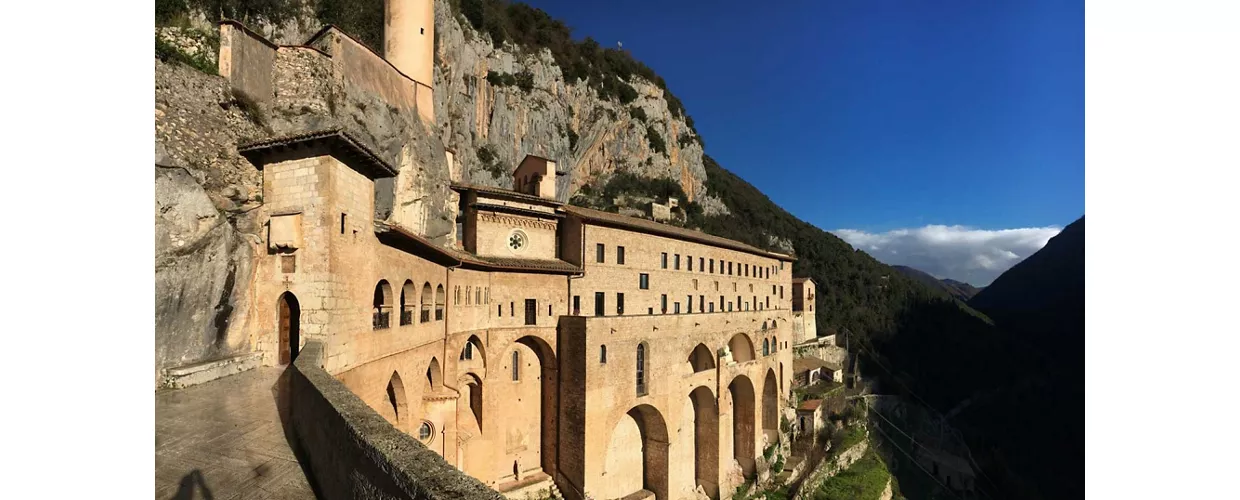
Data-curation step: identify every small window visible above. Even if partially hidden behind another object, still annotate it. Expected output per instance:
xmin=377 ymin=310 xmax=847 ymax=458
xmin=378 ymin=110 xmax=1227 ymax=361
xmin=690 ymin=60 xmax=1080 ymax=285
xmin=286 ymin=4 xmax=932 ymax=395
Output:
xmin=617 ymin=292 xmax=625 ymax=315
xmin=617 ymin=246 xmax=626 ymax=265
xmin=661 ymin=253 xmax=668 ymax=269
xmin=340 ymin=213 xmax=346 ymax=234
xmin=709 ymin=259 xmax=715 ymax=273
xmin=524 ymin=299 xmax=537 ymax=325
xmin=699 ymin=257 xmax=704 ymax=272
xmin=600 ymin=345 xmax=607 ymax=363
xmin=597 ymin=243 xmax=605 ymax=263
xmin=639 ymin=273 xmax=650 ymax=290
xmin=693 ymin=279 xmax=698 ymax=290
xmin=548 ymin=304 xmax=553 ymax=316
xmin=687 ymin=295 xmax=693 ymax=313
xmin=512 ymin=351 xmax=520 ymax=381
xmin=498 ymin=304 xmax=502 ymax=316
xmin=661 ymin=294 xmax=668 ymax=314
xmin=688 ymin=256 xmax=694 ymax=271
xmin=709 ymin=302 xmax=715 ymax=313
xmin=674 ymin=254 xmax=680 ymax=270
xmin=573 ymin=295 xmax=581 ymax=315
xmin=510 ymin=302 xmax=514 ymax=317
xmin=595 ymin=292 xmax=605 ymax=317
xmin=418 ymin=422 xmax=432 ymax=440
xmin=636 ymin=343 xmax=647 ymax=396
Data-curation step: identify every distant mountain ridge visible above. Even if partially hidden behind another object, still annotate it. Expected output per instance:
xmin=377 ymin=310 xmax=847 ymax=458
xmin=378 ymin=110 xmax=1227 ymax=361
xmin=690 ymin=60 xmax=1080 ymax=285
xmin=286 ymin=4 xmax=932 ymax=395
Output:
xmin=893 ymin=265 xmax=984 ymax=301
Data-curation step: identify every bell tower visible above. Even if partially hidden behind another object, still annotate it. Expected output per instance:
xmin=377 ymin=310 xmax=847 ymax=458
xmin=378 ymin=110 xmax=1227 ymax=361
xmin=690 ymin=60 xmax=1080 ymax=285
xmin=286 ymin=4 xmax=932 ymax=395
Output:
xmin=385 ymin=0 xmax=435 ymax=123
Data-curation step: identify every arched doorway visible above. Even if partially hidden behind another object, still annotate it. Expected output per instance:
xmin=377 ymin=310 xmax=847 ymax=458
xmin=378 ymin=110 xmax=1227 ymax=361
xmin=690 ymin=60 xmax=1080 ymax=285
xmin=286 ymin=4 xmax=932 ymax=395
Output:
xmin=604 ymin=404 xmax=671 ymax=500
xmin=763 ymin=369 xmax=779 ymax=446
xmin=727 ymin=334 xmax=756 ymax=363
xmin=386 ymin=371 xmax=407 ymax=431
xmin=514 ymin=335 xmax=559 ymax=478
xmin=277 ymin=292 xmax=300 ymax=365
xmin=689 ymin=343 xmax=716 ymax=373
xmin=728 ymin=375 xmax=756 ymax=478
xmin=690 ymin=386 xmax=720 ymax=498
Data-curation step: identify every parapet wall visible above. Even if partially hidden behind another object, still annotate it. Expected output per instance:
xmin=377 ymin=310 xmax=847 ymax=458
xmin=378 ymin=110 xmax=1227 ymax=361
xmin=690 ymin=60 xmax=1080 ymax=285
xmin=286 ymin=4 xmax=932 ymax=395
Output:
xmin=290 ymin=341 xmax=503 ymax=500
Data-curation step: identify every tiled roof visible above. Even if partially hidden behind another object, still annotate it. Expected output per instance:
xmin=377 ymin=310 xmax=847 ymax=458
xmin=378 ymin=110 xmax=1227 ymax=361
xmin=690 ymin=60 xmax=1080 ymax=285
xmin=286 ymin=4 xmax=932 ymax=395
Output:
xmin=793 ymin=356 xmax=839 ymax=373
xmin=375 ymin=222 xmax=581 ymax=275
xmin=451 ymin=183 xmax=563 ymax=207
xmin=798 ymin=399 xmax=823 ymax=411
xmin=563 ymin=205 xmax=795 ymax=261
xmin=237 ymin=128 xmax=397 ymax=179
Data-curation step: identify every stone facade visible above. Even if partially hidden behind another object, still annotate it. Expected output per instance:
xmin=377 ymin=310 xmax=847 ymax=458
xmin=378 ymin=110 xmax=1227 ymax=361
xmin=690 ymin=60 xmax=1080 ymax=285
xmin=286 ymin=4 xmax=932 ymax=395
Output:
xmin=191 ymin=3 xmax=818 ymax=500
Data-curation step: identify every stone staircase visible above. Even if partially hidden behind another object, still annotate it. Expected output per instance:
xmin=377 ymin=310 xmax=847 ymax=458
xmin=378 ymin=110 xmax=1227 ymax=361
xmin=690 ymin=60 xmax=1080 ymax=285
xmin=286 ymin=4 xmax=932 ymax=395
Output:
xmin=497 ymin=472 xmax=564 ymax=500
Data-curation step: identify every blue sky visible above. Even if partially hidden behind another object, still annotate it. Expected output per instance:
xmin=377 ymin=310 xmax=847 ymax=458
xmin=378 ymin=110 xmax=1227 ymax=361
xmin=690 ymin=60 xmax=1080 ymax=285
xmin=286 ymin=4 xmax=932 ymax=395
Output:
xmin=523 ymin=0 xmax=1083 ymax=284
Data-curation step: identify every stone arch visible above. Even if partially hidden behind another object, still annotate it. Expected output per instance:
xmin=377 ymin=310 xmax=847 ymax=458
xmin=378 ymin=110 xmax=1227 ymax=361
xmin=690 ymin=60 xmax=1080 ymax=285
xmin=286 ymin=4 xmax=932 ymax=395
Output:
xmin=514 ymin=335 xmax=560 ymax=477
xmin=763 ymin=369 xmax=779 ymax=446
xmin=400 ymin=280 xmax=416 ymax=325
xmin=426 ymin=357 xmax=441 ymax=391
xmin=277 ymin=291 xmax=300 ymax=365
xmin=420 ymin=282 xmax=433 ymax=322
xmin=386 ymin=371 xmax=408 ymax=431
xmin=459 ymin=372 xmax=483 ymax=433
xmin=689 ymin=343 xmax=716 ymax=373
xmin=728 ymin=374 xmax=756 ymax=477
xmin=690 ymin=386 xmax=720 ymax=498
xmin=459 ymin=334 xmax=487 ymax=370
xmin=728 ymin=333 xmax=756 ymax=362
xmin=373 ymin=280 xmax=393 ymax=329
xmin=604 ymin=404 xmax=671 ymax=500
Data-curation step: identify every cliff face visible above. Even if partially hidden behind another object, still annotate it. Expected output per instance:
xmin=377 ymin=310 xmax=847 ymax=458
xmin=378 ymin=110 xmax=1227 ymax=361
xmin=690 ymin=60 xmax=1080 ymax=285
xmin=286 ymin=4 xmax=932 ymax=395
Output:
xmin=429 ymin=0 xmax=715 ymax=209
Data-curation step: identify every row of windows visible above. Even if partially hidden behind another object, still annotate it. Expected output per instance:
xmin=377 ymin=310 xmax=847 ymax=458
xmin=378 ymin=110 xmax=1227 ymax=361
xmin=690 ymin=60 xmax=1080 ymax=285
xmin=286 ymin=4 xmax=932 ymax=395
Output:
xmin=575 ymin=292 xmax=779 ymax=316
xmin=637 ymin=273 xmax=786 ymax=299
xmin=591 ymin=243 xmax=786 ymax=282
xmin=659 ymin=252 xmax=782 ymax=280
xmin=453 ymin=285 xmax=490 ymax=306
xmin=613 ymin=338 xmax=780 ymax=397
xmin=373 ymin=280 xmax=444 ymax=329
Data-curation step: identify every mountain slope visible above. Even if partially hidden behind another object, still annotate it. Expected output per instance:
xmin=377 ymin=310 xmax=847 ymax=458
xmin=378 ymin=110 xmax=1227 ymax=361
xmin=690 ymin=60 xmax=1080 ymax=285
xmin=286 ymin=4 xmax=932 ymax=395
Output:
xmin=893 ymin=265 xmax=983 ymax=301
xmin=970 ymin=215 xmax=1085 ymax=337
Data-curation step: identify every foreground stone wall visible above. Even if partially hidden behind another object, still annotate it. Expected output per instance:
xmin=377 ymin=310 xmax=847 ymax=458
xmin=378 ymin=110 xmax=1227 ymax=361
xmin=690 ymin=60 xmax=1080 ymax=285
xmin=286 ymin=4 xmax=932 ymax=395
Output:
xmin=290 ymin=341 xmax=504 ymax=500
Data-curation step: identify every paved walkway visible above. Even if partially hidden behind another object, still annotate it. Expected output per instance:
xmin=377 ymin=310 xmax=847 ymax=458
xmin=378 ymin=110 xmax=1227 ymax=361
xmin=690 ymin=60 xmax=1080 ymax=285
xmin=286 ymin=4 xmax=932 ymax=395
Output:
xmin=155 ymin=366 xmax=316 ymax=499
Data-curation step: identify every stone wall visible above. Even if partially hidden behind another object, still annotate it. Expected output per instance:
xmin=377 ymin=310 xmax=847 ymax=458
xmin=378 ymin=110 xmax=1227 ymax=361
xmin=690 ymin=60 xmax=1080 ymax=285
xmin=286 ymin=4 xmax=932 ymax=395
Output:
xmin=290 ymin=341 xmax=504 ymax=500
xmin=219 ymin=21 xmax=277 ymax=105
xmin=791 ymin=429 xmax=870 ymax=500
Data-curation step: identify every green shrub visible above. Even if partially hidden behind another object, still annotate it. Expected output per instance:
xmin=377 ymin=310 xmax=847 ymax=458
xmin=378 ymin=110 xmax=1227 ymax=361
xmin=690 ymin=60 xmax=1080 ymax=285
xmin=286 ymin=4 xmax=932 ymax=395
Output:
xmin=515 ymin=70 xmax=535 ymax=91
xmin=476 ymin=145 xmax=506 ymax=178
xmin=155 ymin=34 xmax=217 ymax=75
xmin=316 ymin=0 xmax=385 ymax=52
xmin=629 ymin=106 xmax=647 ymax=122
xmin=646 ymin=125 xmax=667 ymax=156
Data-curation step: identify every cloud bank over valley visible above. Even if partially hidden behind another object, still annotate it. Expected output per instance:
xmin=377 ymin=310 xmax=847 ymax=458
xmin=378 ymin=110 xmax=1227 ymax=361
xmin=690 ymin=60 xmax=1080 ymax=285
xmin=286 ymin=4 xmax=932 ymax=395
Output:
xmin=835 ymin=224 xmax=1062 ymax=286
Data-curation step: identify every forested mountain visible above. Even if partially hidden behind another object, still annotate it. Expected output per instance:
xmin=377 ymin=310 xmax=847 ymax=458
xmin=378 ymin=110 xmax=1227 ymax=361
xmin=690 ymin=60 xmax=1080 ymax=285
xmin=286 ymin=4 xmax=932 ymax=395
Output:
xmin=893 ymin=265 xmax=983 ymax=301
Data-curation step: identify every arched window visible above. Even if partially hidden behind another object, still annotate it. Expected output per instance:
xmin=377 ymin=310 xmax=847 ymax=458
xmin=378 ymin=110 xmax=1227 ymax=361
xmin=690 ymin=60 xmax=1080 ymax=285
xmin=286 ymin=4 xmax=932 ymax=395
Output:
xmin=476 ymin=287 xmax=482 ymax=305
xmin=763 ymin=339 xmax=770 ymax=356
xmin=435 ymin=285 xmax=446 ymax=320
xmin=426 ymin=357 xmax=441 ymax=391
xmin=373 ymin=281 xmax=392 ymax=329
xmin=420 ymin=283 xmax=433 ymax=323
xmin=636 ymin=343 xmax=648 ymax=396
xmin=466 ymin=285 xmax=472 ymax=305
xmin=512 ymin=351 xmax=520 ymax=381
xmin=772 ymin=336 xmax=778 ymax=353
xmin=462 ymin=341 xmax=473 ymax=360
xmin=600 ymin=345 xmax=607 ymax=363
xmin=400 ymin=280 xmax=416 ymax=325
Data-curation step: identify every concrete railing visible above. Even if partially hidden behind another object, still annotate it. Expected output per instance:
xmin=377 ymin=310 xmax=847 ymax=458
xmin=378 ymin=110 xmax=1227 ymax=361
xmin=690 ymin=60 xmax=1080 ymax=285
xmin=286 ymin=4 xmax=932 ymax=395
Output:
xmin=290 ymin=341 xmax=503 ymax=499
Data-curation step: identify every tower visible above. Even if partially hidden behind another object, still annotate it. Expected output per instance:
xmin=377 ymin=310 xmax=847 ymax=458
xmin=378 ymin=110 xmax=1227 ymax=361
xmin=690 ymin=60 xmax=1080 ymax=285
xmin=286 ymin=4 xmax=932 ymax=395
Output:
xmin=385 ymin=0 xmax=435 ymax=123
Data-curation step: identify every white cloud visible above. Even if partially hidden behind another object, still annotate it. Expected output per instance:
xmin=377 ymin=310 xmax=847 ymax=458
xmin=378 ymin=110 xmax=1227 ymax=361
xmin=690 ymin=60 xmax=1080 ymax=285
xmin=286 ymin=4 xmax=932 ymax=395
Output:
xmin=834 ymin=224 xmax=1062 ymax=286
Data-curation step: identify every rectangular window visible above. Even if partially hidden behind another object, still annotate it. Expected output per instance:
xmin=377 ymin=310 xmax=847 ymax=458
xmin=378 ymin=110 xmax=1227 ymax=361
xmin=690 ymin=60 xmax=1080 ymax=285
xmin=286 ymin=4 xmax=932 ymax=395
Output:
xmin=573 ymin=295 xmax=581 ymax=315
xmin=549 ymin=304 xmax=553 ymax=316
xmin=525 ymin=299 xmax=537 ymax=325
xmin=780 ymin=286 xmax=784 ymax=299
xmin=498 ymin=304 xmax=502 ymax=316
xmin=674 ymin=254 xmax=681 ymax=270
xmin=639 ymin=273 xmax=650 ymax=290
xmin=595 ymin=292 xmax=605 ymax=317
xmin=510 ymin=302 xmax=514 ymax=317
xmin=728 ymin=262 xmax=733 ymax=275
xmin=709 ymin=302 xmax=715 ymax=313
xmin=340 ymin=213 xmax=346 ymax=234
xmin=687 ymin=295 xmax=693 ymax=313
xmin=699 ymin=257 xmax=704 ymax=272
xmin=597 ymin=243 xmax=605 ymax=263
xmin=661 ymin=294 xmax=668 ymax=314
xmin=617 ymin=246 xmax=626 ymax=265
xmin=720 ymin=295 xmax=725 ymax=311
xmin=661 ymin=253 xmax=668 ymax=269
xmin=710 ymin=259 xmax=715 ymax=273
xmin=675 ymin=302 xmax=681 ymax=314
xmin=688 ymin=256 xmax=694 ymax=271
xmin=617 ymin=293 xmax=625 ymax=315
xmin=699 ymin=295 xmax=705 ymax=312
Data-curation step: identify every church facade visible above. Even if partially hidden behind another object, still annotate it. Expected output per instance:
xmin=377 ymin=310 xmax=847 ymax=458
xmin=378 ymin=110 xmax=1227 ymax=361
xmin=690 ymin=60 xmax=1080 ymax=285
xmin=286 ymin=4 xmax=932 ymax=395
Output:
xmin=224 ymin=2 xmax=813 ymax=499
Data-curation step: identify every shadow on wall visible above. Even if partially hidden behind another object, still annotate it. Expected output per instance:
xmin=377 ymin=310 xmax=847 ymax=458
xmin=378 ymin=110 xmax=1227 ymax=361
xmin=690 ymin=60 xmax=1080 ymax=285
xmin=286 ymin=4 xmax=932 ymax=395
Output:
xmin=272 ymin=366 xmax=325 ymax=499
xmin=171 ymin=470 xmax=214 ymax=500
